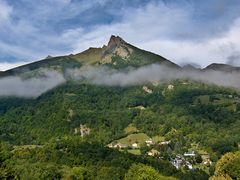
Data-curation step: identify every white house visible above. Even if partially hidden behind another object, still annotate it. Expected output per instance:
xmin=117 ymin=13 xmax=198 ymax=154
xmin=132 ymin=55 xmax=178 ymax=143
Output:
xmin=142 ymin=86 xmax=153 ymax=94
xmin=184 ymin=151 xmax=196 ymax=157
xmin=171 ymin=155 xmax=184 ymax=169
xmin=132 ymin=143 xmax=139 ymax=148
xmin=186 ymin=161 xmax=193 ymax=170
xmin=159 ymin=141 xmax=171 ymax=145
xmin=167 ymin=85 xmax=174 ymax=90
xmin=145 ymin=139 xmax=153 ymax=146
xmin=113 ymin=143 xmax=127 ymax=149
xmin=147 ymin=149 xmax=160 ymax=157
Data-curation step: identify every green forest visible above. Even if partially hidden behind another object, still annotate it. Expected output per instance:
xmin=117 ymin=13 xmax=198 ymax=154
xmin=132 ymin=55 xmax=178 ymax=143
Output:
xmin=0 ymin=79 xmax=240 ymax=179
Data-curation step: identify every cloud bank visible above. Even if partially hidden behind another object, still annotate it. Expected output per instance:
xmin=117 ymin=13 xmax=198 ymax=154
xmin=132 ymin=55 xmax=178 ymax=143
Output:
xmin=1 ymin=64 xmax=240 ymax=98
xmin=68 ymin=65 xmax=240 ymax=89
xmin=0 ymin=70 xmax=65 ymax=98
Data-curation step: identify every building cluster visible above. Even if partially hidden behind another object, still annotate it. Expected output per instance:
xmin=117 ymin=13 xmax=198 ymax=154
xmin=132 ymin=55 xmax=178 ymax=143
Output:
xmin=171 ymin=151 xmax=212 ymax=170
xmin=108 ymin=138 xmax=171 ymax=149
xmin=171 ymin=155 xmax=193 ymax=170
xmin=107 ymin=137 xmax=212 ymax=171
xmin=171 ymin=151 xmax=196 ymax=170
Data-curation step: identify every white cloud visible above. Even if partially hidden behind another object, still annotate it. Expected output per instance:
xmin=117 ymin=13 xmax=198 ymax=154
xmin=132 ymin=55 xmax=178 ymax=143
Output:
xmin=0 ymin=0 xmax=12 ymax=24
xmin=0 ymin=69 xmax=65 ymax=97
xmin=0 ymin=0 xmax=113 ymax=68
xmin=68 ymin=64 xmax=240 ymax=89
xmin=60 ymin=1 xmax=240 ymax=67
xmin=18 ymin=0 xmax=110 ymax=22
xmin=140 ymin=18 xmax=240 ymax=67
xmin=1 ymin=0 xmax=240 ymax=69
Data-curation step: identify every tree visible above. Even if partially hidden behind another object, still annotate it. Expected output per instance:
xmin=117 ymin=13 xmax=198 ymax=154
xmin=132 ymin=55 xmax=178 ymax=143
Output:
xmin=195 ymin=154 xmax=203 ymax=164
xmin=213 ymin=151 xmax=240 ymax=179
xmin=125 ymin=163 xmax=176 ymax=180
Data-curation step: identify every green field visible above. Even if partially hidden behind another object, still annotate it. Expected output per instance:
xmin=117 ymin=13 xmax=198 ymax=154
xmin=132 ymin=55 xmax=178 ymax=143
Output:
xmin=152 ymin=136 xmax=165 ymax=143
xmin=127 ymin=149 xmax=141 ymax=155
xmin=117 ymin=133 xmax=150 ymax=146
xmin=124 ymin=123 xmax=139 ymax=134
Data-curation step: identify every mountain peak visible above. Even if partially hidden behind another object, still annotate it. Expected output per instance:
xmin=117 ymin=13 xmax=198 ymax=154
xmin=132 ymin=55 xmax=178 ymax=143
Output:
xmin=45 ymin=55 xmax=53 ymax=59
xmin=107 ymin=35 xmax=126 ymax=48
xmin=204 ymin=63 xmax=240 ymax=72
xmin=101 ymin=35 xmax=132 ymax=60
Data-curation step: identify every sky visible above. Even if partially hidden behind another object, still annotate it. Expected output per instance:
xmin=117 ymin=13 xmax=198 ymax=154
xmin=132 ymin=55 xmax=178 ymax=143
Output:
xmin=0 ymin=0 xmax=240 ymax=70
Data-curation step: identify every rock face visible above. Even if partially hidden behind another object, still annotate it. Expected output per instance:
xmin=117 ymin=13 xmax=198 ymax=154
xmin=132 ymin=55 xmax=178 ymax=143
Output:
xmin=72 ymin=35 xmax=134 ymax=65
xmin=107 ymin=35 xmax=126 ymax=48
xmin=80 ymin=124 xmax=90 ymax=137
xmin=102 ymin=35 xmax=133 ymax=59
xmin=74 ymin=124 xmax=90 ymax=137
xmin=0 ymin=35 xmax=179 ymax=78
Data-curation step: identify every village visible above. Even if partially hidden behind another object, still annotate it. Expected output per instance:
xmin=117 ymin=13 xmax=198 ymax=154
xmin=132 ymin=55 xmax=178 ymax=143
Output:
xmin=72 ymin=122 xmax=212 ymax=171
xmin=107 ymin=130 xmax=212 ymax=171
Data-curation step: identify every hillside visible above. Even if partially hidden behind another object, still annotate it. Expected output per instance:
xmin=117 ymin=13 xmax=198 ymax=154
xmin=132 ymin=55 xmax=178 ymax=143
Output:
xmin=1 ymin=79 xmax=240 ymax=179
xmin=0 ymin=36 xmax=240 ymax=179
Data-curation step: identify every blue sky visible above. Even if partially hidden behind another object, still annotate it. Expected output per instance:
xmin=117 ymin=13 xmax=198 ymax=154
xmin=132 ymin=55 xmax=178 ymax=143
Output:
xmin=0 ymin=0 xmax=240 ymax=70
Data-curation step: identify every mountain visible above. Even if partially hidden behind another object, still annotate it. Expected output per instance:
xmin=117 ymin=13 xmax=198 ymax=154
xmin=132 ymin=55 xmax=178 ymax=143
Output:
xmin=182 ymin=64 xmax=201 ymax=71
xmin=2 ymin=36 xmax=240 ymax=78
xmin=204 ymin=63 xmax=240 ymax=72
xmin=1 ymin=36 xmax=240 ymax=179
xmin=73 ymin=35 xmax=178 ymax=68
xmin=0 ymin=35 xmax=179 ymax=77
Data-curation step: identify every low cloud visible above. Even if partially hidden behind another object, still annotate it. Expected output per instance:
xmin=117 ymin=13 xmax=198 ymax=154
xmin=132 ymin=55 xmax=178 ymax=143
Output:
xmin=227 ymin=54 xmax=240 ymax=66
xmin=1 ymin=64 xmax=240 ymax=98
xmin=0 ymin=69 xmax=65 ymax=98
xmin=67 ymin=64 xmax=240 ymax=89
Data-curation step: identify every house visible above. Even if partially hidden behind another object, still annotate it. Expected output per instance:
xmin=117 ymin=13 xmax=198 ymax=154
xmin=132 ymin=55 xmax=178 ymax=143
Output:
xmin=135 ymin=106 xmax=146 ymax=110
xmin=148 ymin=151 xmax=153 ymax=156
xmin=184 ymin=151 xmax=196 ymax=157
xmin=202 ymin=159 xmax=212 ymax=165
xmin=107 ymin=143 xmax=114 ymax=148
xmin=186 ymin=161 xmax=193 ymax=170
xmin=142 ymin=86 xmax=153 ymax=94
xmin=152 ymin=81 xmax=160 ymax=86
xmin=132 ymin=143 xmax=139 ymax=148
xmin=201 ymin=154 xmax=212 ymax=165
xmin=145 ymin=139 xmax=153 ymax=146
xmin=159 ymin=141 xmax=171 ymax=145
xmin=167 ymin=85 xmax=174 ymax=90
xmin=171 ymin=155 xmax=194 ymax=170
xmin=113 ymin=143 xmax=128 ymax=149
xmin=171 ymin=155 xmax=184 ymax=169
xmin=147 ymin=149 xmax=160 ymax=157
